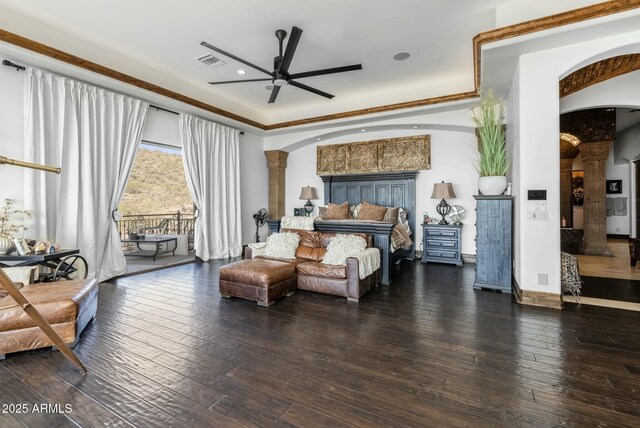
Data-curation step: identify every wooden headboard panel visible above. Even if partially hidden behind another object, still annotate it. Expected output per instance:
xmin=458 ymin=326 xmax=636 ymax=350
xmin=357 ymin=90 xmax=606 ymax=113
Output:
xmin=320 ymin=170 xmax=419 ymax=240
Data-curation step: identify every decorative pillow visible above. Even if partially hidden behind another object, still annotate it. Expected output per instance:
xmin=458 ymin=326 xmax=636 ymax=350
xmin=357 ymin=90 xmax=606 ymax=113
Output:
xmin=264 ymin=232 xmax=301 ymax=260
xmin=325 ymin=201 xmax=349 ymax=220
xmin=322 ymin=234 xmax=367 ymax=266
xmin=383 ymin=207 xmax=400 ymax=224
xmin=398 ymin=207 xmax=409 ymax=225
xmin=357 ymin=202 xmax=387 ymax=221
xmin=349 ymin=203 xmax=362 ymax=219
xmin=318 ymin=206 xmax=327 ymax=219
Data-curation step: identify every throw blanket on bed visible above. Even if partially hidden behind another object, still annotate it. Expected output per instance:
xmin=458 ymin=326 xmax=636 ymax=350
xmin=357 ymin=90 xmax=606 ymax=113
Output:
xmin=390 ymin=223 xmax=413 ymax=252
xmin=352 ymin=248 xmax=381 ymax=279
xmin=281 ymin=216 xmax=316 ymax=230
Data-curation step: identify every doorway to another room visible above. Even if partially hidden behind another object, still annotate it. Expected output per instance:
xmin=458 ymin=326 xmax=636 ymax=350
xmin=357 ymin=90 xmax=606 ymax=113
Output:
xmin=117 ymin=141 xmax=196 ymax=275
xmin=559 ymin=107 xmax=640 ymax=310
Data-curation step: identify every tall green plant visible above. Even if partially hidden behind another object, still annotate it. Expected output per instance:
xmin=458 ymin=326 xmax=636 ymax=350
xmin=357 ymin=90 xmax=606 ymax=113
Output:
xmin=472 ymin=89 xmax=508 ymax=177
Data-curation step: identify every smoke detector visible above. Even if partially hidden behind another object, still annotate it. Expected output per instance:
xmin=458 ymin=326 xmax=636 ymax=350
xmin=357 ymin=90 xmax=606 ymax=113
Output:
xmin=196 ymin=53 xmax=225 ymax=67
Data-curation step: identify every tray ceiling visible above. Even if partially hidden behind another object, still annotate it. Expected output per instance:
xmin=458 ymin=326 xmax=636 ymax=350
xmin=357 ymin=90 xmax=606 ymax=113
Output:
xmin=0 ymin=0 xmax=611 ymax=127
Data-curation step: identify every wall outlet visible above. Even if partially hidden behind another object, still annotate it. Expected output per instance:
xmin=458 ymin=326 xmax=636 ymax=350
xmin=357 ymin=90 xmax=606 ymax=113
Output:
xmin=538 ymin=273 xmax=549 ymax=285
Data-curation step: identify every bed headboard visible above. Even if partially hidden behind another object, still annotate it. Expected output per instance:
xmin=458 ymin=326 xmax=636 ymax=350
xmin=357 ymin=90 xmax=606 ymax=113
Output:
xmin=320 ymin=170 xmax=419 ymax=236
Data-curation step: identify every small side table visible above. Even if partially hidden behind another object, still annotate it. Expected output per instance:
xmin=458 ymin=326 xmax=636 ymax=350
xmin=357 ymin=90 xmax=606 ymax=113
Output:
xmin=421 ymin=223 xmax=463 ymax=266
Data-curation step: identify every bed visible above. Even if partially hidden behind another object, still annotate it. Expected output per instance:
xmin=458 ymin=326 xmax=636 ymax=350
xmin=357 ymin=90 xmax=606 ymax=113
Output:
xmin=267 ymin=171 xmax=418 ymax=285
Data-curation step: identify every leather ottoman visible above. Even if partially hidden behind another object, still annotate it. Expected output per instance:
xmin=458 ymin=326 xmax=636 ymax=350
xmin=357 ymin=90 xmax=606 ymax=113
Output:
xmin=219 ymin=259 xmax=296 ymax=307
xmin=0 ymin=279 xmax=98 ymax=359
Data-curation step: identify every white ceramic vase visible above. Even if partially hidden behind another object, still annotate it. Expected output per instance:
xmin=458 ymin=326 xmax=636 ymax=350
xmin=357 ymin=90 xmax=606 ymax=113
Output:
xmin=0 ymin=235 xmax=13 ymax=255
xmin=478 ymin=176 xmax=508 ymax=196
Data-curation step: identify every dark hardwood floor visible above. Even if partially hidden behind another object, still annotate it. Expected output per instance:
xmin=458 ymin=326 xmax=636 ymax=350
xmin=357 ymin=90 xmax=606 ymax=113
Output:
xmin=2 ymin=260 xmax=640 ymax=427
xmin=581 ymin=275 xmax=640 ymax=303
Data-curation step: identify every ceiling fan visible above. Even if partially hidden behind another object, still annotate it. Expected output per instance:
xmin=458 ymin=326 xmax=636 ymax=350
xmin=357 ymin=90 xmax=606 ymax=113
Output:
xmin=201 ymin=26 xmax=362 ymax=104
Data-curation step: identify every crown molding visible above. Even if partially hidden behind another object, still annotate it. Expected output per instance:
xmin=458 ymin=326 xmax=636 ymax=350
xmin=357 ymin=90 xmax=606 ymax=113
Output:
xmin=1 ymin=0 xmax=638 ymax=131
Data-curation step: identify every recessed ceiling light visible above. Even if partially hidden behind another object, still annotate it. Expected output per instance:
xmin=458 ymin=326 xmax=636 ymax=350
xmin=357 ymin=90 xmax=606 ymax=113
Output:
xmin=361 ymin=129 xmax=366 ymax=132
xmin=413 ymin=125 xmax=419 ymax=129
xmin=237 ymin=69 xmax=246 ymax=75
xmin=393 ymin=52 xmax=411 ymax=61
xmin=316 ymin=137 xmax=321 ymax=141
xmin=265 ymin=84 xmax=274 ymax=91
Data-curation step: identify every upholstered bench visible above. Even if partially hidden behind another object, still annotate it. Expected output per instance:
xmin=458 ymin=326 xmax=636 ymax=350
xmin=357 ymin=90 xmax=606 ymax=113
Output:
xmin=0 ymin=279 xmax=98 ymax=359
xmin=219 ymin=259 xmax=296 ymax=307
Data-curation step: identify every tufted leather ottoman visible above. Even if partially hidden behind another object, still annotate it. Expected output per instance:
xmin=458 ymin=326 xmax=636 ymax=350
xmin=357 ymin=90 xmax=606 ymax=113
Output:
xmin=219 ymin=259 xmax=296 ymax=307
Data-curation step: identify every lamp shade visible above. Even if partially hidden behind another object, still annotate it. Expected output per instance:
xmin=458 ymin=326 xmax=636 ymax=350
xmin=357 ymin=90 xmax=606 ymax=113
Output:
xmin=431 ymin=182 xmax=456 ymax=199
xmin=299 ymin=186 xmax=318 ymax=200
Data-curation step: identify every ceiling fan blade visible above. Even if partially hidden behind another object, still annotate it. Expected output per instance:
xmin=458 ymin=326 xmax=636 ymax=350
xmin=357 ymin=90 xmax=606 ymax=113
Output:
xmin=268 ymin=85 xmax=281 ymax=104
xmin=289 ymin=80 xmax=334 ymax=99
xmin=208 ymin=78 xmax=272 ymax=85
xmin=289 ymin=64 xmax=362 ymax=80
xmin=201 ymin=41 xmax=272 ymax=76
xmin=278 ymin=26 xmax=302 ymax=74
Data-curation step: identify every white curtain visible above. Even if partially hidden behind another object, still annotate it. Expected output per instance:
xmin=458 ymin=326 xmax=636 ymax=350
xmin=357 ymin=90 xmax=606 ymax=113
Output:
xmin=179 ymin=114 xmax=242 ymax=260
xmin=24 ymin=68 xmax=148 ymax=281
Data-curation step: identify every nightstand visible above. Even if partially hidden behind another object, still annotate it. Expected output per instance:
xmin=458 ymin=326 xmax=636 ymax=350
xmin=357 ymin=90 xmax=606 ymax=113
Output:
xmin=421 ymin=223 xmax=463 ymax=266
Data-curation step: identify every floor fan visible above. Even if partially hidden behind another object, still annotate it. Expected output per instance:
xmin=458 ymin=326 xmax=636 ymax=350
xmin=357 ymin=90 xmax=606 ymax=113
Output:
xmin=253 ymin=208 xmax=268 ymax=242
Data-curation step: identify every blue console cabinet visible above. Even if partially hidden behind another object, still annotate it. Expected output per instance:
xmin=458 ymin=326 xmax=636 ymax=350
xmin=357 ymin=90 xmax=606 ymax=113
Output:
xmin=473 ymin=195 xmax=513 ymax=293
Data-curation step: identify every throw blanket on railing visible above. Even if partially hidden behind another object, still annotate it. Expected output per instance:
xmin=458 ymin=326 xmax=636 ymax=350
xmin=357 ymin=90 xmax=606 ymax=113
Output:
xmin=280 ymin=216 xmax=317 ymax=230
xmin=352 ymin=248 xmax=381 ymax=279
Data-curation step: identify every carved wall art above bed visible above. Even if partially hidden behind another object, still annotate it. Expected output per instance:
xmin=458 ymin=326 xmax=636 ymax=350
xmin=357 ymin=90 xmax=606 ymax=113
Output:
xmin=316 ymin=135 xmax=431 ymax=175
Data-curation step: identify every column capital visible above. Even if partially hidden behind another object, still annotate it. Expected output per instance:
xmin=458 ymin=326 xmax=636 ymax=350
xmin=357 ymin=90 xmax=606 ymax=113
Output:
xmin=265 ymin=150 xmax=289 ymax=169
xmin=578 ymin=140 xmax=612 ymax=162
xmin=560 ymin=158 xmax=574 ymax=172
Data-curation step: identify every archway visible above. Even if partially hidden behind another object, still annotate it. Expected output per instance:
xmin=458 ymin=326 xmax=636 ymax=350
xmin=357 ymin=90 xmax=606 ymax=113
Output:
xmin=558 ymin=54 xmax=640 ymax=307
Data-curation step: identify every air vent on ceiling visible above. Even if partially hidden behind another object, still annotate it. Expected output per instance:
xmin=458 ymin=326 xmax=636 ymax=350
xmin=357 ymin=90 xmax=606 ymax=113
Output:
xmin=196 ymin=53 xmax=225 ymax=67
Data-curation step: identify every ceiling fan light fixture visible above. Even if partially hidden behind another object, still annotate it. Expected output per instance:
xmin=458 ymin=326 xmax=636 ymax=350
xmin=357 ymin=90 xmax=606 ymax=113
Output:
xmin=237 ymin=69 xmax=246 ymax=75
xmin=273 ymin=78 xmax=289 ymax=87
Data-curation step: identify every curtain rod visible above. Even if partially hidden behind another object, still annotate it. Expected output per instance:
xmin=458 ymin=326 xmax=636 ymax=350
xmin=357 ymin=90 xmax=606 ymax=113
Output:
xmin=3 ymin=58 xmax=244 ymax=135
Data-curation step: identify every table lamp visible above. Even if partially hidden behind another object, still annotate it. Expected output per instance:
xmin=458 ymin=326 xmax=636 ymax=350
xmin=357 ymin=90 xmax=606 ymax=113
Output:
xmin=431 ymin=181 xmax=456 ymax=225
xmin=299 ymin=186 xmax=319 ymax=216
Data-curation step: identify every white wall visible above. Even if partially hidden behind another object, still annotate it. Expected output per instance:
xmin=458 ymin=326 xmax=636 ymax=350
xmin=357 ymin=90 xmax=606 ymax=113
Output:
xmin=506 ymin=61 xmax=522 ymax=286
xmin=284 ymin=128 xmax=479 ymax=255
xmin=605 ymin=145 xmax=630 ymax=235
xmin=0 ymin=64 xmax=27 ymax=219
xmin=0 ymin=67 xmax=267 ymax=247
xmin=616 ymin=121 xmax=640 ymax=163
xmin=239 ymin=132 xmax=269 ymax=243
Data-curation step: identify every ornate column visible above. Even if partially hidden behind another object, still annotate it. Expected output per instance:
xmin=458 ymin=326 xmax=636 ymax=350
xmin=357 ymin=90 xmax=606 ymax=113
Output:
xmin=559 ymin=158 xmax=574 ymax=228
xmin=264 ymin=150 xmax=289 ymax=220
xmin=578 ymin=141 xmax=613 ymax=256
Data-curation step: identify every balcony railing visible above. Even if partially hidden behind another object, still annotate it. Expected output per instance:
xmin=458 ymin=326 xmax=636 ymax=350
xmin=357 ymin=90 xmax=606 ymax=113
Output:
xmin=117 ymin=211 xmax=195 ymax=250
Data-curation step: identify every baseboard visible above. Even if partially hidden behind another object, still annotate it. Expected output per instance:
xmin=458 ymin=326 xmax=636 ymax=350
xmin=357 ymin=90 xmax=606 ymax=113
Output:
xmin=461 ymin=253 xmax=476 ymax=264
xmin=607 ymin=234 xmax=629 ymax=239
xmin=513 ymin=279 xmax=563 ymax=309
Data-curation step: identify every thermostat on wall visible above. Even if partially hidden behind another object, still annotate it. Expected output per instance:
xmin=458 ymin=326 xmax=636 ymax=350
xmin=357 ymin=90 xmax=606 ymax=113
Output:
xmin=528 ymin=190 xmax=547 ymax=200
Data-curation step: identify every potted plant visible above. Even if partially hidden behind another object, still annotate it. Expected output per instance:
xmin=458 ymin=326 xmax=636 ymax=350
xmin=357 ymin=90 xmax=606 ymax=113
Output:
xmin=472 ymin=89 xmax=508 ymax=195
xmin=0 ymin=199 xmax=31 ymax=254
